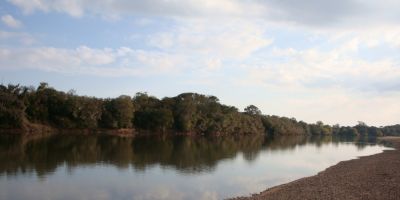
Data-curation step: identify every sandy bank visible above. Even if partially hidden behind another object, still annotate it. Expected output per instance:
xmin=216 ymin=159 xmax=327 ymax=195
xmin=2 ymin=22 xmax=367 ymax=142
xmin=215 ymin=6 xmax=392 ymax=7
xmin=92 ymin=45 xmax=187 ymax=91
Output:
xmin=230 ymin=137 xmax=400 ymax=200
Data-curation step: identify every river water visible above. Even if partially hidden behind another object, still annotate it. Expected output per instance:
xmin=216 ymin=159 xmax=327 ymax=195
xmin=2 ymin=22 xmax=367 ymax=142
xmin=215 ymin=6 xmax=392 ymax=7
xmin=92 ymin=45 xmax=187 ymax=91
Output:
xmin=0 ymin=134 xmax=390 ymax=200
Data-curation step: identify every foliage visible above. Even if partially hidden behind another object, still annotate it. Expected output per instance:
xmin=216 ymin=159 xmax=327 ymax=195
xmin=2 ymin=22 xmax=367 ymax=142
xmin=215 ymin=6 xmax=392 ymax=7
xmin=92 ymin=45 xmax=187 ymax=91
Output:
xmin=0 ymin=84 xmax=27 ymax=128
xmin=244 ymin=105 xmax=262 ymax=115
xmin=0 ymin=83 xmax=399 ymax=137
xmin=380 ymin=125 xmax=400 ymax=136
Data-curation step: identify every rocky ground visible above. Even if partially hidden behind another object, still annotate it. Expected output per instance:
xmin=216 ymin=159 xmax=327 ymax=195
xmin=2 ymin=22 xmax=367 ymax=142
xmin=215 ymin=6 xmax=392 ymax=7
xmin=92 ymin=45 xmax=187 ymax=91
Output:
xmin=230 ymin=137 xmax=400 ymax=200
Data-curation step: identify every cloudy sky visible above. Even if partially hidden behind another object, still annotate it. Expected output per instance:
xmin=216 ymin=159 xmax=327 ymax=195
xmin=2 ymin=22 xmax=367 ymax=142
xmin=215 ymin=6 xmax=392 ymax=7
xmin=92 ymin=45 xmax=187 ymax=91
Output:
xmin=1 ymin=0 xmax=400 ymax=126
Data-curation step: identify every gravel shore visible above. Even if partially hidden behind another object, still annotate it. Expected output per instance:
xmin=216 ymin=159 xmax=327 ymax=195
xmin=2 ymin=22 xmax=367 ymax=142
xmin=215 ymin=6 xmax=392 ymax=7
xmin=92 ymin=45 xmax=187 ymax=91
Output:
xmin=230 ymin=137 xmax=400 ymax=200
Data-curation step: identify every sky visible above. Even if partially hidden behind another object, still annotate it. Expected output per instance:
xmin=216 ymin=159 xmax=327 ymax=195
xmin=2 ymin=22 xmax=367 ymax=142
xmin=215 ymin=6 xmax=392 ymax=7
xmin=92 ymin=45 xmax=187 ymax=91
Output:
xmin=0 ymin=0 xmax=399 ymax=126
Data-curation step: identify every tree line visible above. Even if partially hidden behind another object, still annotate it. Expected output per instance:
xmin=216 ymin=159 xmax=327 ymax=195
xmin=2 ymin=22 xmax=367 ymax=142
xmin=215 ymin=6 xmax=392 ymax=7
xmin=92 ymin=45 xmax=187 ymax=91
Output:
xmin=1 ymin=83 xmax=399 ymax=137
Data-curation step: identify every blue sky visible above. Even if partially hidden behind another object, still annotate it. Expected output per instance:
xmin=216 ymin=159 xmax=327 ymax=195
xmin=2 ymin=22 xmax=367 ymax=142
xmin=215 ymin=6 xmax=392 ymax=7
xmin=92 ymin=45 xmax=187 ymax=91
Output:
xmin=1 ymin=0 xmax=400 ymax=126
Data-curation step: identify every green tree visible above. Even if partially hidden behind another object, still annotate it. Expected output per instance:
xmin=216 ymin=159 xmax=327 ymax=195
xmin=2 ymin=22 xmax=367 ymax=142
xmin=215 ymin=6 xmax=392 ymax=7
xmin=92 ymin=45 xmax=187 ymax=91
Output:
xmin=244 ymin=105 xmax=261 ymax=115
xmin=0 ymin=84 xmax=27 ymax=128
xmin=100 ymin=96 xmax=134 ymax=128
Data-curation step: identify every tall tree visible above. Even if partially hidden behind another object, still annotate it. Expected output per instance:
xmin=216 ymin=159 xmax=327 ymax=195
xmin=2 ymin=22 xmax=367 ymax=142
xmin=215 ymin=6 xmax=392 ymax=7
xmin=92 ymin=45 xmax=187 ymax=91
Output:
xmin=244 ymin=105 xmax=261 ymax=115
xmin=113 ymin=95 xmax=134 ymax=128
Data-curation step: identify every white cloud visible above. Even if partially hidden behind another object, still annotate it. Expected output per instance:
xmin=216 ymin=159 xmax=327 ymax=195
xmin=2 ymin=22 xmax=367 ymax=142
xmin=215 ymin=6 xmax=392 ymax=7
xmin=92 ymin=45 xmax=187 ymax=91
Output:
xmin=281 ymin=89 xmax=400 ymax=126
xmin=242 ymin=47 xmax=400 ymax=93
xmin=0 ymin=18 xmax=273 ymax=76
xmin=128 ymin=18 xmax=273 ymax=76
xmin=134 ymin=18 xmax=154 ymax=26
xmin=75 ymin=46 xmax=115 ymax=65
xmin=0 ymin=30 xmax=18 ymax=39
xmin=0 ymin=46 xmax=184 ymax=76
xmin=205 ymin=58 xmax=222 ymax=70
xmin=8 ymin=0 xmax=84 ymax=17
xmin=148 ymin=19 xmax=273 ymax=72
xmin=7 ymin=0 xmax=400 ymax=29
xmin=0 ymin=30 xmax=35 ymax=45
xmin=7 ymin=0 xmax=262 ymax=19
xmin=1 ymin=14 xmax=23 ymax=28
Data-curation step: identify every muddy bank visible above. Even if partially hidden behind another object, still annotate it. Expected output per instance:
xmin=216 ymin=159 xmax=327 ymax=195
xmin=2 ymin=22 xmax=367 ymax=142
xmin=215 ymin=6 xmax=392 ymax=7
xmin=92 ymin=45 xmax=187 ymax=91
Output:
xmin=230 ymin=137 xmax=400 ymax=200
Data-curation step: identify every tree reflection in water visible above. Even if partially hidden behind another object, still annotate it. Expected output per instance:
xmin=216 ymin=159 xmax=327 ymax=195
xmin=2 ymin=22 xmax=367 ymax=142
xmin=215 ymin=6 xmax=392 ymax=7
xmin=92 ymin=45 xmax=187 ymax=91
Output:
xmin=0 ymin=133 xmax=377 ymax=178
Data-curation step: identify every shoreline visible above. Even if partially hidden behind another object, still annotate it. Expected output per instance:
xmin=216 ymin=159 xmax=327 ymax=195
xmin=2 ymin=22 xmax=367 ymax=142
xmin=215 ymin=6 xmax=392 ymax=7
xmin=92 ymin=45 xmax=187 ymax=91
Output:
xmin=0 ymin=123 xmax=267 ymax=138
xmin=230 ymin=136 xmax=400 ymax=200
xmin=0 ymin=126 xmax=260 ymax=139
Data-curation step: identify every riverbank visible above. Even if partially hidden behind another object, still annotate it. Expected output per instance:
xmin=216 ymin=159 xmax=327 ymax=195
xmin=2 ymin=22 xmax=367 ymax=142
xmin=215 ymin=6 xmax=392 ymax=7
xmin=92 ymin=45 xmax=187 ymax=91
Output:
xmin=230 ymin=137 xmax=400 ymax=200
xmin=0 ymin=123 xmax=137 ymax=135
xmin=0 ymin=122 xmax=267 ymax=138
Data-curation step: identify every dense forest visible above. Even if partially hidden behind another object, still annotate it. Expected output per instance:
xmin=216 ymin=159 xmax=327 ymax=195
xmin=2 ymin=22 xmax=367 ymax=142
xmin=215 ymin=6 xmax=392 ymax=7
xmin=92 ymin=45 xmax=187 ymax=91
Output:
xmin=1 ymin=83 xmax=399 ymax=137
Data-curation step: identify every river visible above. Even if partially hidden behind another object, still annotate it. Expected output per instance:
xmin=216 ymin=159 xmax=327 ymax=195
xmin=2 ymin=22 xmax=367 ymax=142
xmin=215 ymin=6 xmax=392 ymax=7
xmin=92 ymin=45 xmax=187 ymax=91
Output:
xmin=0 ymin=134 xmax=390 ymax=200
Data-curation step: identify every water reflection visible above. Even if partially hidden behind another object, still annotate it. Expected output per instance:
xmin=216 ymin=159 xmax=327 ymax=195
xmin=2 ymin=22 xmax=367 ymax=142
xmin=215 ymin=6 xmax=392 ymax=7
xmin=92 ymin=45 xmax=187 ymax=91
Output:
xmin=0 ymin=133 xmax=389 ymax=200
xmin=0 ymin=134 xmax=382 ymax=177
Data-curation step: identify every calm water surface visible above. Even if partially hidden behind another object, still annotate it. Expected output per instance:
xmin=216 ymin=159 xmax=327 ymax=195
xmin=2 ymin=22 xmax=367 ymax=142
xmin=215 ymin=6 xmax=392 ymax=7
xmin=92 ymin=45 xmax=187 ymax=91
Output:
xmin=0 ymin=134 xmax=390 ymax=200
